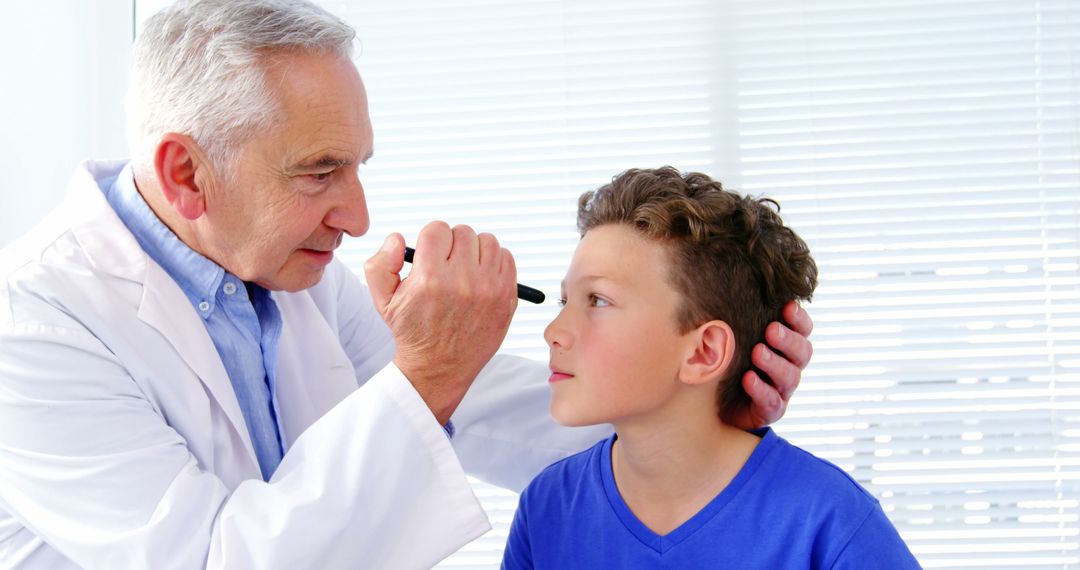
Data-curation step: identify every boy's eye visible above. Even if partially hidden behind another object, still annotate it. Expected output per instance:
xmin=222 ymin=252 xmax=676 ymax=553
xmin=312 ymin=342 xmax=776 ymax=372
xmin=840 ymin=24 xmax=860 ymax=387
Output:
xmin=558 ymin=294 xmax=610 ymax=308
xmin=588 ymin=294 xmax=611 ymax=308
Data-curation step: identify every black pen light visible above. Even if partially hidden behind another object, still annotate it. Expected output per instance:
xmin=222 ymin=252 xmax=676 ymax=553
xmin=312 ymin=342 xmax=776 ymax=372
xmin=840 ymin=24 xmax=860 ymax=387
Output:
xmin=403 ymin=246 xmax=545 ymax=304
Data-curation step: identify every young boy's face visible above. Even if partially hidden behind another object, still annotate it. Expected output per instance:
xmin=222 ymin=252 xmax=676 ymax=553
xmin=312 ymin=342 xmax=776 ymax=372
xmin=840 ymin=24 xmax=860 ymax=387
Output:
xmin=545 ymin=223 xmax=695 ymax=427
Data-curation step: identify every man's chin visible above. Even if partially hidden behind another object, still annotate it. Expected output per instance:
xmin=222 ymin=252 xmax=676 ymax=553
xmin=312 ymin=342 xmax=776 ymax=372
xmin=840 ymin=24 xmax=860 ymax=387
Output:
xmin=286 ymin=270 xmax=327 ymax=292
xmin=256 ymin=267 xmax=327 ymax=293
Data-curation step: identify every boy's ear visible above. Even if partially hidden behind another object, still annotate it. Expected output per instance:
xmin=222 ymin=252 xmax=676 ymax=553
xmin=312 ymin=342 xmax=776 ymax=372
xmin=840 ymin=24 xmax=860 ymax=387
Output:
xmin=153 ymin=133 xmax=209 ymax=221
xmin=680 ymin=320 xmax=736 ymax=386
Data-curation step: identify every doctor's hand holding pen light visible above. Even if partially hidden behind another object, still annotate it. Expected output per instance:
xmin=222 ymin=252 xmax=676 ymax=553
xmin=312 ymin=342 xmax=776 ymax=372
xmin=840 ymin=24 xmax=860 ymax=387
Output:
xmin=404 ymin=246 xmax=546 ymax=304
xmin=364 ymin=223 xmax=525 ymax=425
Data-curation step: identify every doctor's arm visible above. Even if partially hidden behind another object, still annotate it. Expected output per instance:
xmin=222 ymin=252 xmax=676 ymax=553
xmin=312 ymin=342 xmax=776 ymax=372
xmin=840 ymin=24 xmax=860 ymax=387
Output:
xmin=0 ymin=321 xmax=486 ymax=569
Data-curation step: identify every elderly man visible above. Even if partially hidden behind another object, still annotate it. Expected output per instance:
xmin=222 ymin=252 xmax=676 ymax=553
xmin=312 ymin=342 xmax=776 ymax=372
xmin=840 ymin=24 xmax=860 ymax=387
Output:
xmin=0 ymin=1 xmax=813 ymax=568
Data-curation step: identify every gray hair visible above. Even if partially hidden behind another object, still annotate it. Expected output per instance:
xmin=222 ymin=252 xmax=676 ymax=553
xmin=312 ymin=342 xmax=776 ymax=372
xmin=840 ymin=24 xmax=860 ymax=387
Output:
xmin=127 ymin=0 xmax=356 ymax=177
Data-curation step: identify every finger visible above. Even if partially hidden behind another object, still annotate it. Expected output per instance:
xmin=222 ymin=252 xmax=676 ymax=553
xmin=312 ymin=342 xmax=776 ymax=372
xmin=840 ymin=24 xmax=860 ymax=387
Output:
xmin=414 ymin=221 xmax=453 ymax=270
xmin=450 ymin=224 xmax=480 ymax=265
xmin=477 ymin=232 xmax=500 ymax=267
xmin=782 ymin=300 xmax=814 ymax=337
xmin=501 ymin=247 xmax=519 ymax=317
xmin=739 ymin=370 xmax=786 ymax=427
xmin=751 ymin=342 xmax=800 ymax=401
xmin=764 ymin=320 xmax=812 ymax=370
xmin=363 ymin=233 xmax=405 ymax=312
xmin=500 ymin=246 xmax=517 ymax=282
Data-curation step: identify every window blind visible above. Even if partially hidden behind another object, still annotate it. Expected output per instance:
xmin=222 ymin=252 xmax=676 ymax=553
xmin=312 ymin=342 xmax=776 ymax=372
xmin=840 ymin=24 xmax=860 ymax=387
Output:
xmin=728 ymin=1 xmax=1080 ymax=568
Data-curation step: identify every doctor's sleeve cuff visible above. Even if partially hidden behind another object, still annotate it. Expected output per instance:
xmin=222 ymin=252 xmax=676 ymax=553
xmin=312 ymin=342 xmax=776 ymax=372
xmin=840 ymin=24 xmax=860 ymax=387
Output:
xmin=372 ymin=362 xmax=475 ymax=487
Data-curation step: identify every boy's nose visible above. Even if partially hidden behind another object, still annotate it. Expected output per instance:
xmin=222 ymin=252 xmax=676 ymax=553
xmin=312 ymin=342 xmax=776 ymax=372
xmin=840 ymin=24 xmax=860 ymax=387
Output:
xmin=543 ymin=310 xmax=572 ymax=350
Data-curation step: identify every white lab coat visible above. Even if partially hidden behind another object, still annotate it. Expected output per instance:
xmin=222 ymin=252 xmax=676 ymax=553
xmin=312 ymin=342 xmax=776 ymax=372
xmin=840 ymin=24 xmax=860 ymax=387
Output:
xmin=0 ymin=160 xmax=607 ymax=569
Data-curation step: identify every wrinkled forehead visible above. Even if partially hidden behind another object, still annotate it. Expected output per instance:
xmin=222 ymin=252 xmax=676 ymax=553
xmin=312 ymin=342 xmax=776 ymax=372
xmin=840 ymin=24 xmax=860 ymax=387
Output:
xmin=269 ymin=51 xmax=370 ymax=125
xmin=257 ymin=52 xmax=373 ymax=164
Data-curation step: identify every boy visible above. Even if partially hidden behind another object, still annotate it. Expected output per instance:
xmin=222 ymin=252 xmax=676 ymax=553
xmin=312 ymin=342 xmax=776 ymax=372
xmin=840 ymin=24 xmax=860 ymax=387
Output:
xmin=501 ymin=167 xmax=919 ymax=569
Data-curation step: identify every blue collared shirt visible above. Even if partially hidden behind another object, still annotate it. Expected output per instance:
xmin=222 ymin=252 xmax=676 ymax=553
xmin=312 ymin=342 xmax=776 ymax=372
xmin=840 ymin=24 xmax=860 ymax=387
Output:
xmin=103 ymin=165 xmax=284 ymax=481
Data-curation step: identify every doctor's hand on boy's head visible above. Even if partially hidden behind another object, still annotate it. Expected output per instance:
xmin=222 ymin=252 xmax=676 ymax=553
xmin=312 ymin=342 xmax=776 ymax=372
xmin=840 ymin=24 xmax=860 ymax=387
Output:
xmin=732 ymin=299 xmax=814 ymax=431
xmin=364 ymin=221 xmax=518 ymax=424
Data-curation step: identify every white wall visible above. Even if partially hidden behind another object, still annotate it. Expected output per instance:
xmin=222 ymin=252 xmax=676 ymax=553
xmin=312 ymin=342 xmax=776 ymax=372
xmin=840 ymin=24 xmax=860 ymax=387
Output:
xmin=0 ymin=2 xmax=132 ymax=246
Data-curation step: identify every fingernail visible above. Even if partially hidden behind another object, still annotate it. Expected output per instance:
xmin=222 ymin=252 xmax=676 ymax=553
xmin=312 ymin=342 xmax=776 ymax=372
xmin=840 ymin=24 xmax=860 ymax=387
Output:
xmin=777 ymin=324 xmax=786 ymax=340
xmin=380 ymin=236 xmax=395 ymax=252
xmin=794 ymin=302 xmax=800 ymax=316
xmin=761 ymin=346 xmax=772 ymax=360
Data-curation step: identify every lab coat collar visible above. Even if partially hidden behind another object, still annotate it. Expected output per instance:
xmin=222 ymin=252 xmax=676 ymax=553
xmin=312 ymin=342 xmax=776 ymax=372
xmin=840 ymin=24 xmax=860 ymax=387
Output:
xmin=63 ymin=160 xmax=146 ymax=282
xmin=64 ymin=160 xmax=260 ymax=471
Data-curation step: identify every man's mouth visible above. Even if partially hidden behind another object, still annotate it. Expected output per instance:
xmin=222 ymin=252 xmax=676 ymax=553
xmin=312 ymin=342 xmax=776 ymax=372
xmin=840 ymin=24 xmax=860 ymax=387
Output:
xmin=299 ymin=234 xmax=343 ymax=261
xmin=299 ymin=247 xmax=335 ymax=265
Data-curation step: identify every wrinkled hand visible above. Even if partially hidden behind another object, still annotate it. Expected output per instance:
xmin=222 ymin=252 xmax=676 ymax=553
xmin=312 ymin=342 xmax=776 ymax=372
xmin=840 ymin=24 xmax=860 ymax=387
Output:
xmin=364 ymin=222 xmax=518 ymax=424
xmin=730 ymin=300 xmax=814 ymax=430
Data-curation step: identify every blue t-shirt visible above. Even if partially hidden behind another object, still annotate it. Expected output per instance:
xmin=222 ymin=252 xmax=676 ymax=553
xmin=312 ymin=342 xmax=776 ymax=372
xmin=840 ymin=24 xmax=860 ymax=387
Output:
xmin=502 ymin=428 xmax=920 ymax=569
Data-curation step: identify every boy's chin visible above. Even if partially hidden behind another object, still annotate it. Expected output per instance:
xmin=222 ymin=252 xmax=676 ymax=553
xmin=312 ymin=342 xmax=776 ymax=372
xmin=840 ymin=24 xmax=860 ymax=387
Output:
xmin=550 ymin=408 xmax=603 ymax=428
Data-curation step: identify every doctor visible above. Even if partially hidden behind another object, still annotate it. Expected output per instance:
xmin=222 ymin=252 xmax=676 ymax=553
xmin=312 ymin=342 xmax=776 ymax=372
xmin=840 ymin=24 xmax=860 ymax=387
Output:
xmin=0 ymin=0 xmax=813 ymax=568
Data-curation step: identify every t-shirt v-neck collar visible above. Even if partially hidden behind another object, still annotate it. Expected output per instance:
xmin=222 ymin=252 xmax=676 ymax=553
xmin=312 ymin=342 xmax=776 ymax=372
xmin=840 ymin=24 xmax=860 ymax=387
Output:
xmin=599 ymin=428 xmax=777 ymax=554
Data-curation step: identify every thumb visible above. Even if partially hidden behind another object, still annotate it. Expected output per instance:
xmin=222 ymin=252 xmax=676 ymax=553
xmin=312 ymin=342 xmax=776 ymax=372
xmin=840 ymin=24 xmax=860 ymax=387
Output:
xmin=363 ymin=233 xmax=406 ymax=313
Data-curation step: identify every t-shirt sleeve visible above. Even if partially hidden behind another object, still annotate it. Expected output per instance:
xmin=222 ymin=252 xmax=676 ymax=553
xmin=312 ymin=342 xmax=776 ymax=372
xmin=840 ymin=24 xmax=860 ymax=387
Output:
xmin=829 ymin=505 xmax=922 ymax=569
xmin=501 ymin=490 xmax=535 ymax=570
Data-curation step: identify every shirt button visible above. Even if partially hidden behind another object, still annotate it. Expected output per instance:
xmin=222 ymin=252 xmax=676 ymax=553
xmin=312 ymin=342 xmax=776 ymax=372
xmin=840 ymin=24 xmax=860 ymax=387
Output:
xmin=223 ymin=282 xmax=237 ymax=295
xmin=198 ymin=301 xmax=210 ymax=312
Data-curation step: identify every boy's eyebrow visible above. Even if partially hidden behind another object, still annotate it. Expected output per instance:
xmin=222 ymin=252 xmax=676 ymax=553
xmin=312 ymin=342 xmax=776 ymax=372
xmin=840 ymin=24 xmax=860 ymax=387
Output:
xmin=562 ymin=274 xmax=620 ymax=290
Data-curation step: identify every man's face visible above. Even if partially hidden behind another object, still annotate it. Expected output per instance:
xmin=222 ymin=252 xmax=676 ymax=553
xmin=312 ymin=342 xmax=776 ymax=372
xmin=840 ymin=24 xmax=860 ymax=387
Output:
xmin=544 ymin=224 xmax=693 ymax=428
xmin=195 ymin=52 xmax=373 ymax=292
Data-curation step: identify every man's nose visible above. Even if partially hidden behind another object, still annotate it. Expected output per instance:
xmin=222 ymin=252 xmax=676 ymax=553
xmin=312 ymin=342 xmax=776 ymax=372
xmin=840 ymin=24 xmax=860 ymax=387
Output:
xmin=327 ymin=174 xmax=369 ymax=237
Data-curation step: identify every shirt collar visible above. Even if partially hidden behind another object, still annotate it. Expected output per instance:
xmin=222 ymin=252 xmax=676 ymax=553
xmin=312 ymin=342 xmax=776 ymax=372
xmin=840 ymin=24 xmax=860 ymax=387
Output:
xmin=103 ymin=164 xmax=227 ymax=319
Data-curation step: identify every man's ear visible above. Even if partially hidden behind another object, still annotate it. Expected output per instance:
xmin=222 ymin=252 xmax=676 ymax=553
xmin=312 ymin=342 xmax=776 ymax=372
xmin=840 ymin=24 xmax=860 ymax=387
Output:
xmin=680 ymin=320 xmax=736 ymax=386
xmin=153 ymin=133 xmax=208 ymax=221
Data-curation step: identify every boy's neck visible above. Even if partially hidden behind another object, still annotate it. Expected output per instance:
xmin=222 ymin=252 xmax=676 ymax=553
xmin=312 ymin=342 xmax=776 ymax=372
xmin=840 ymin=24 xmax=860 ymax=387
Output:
xmin=610 ymin=417 xmax=761 ymax=537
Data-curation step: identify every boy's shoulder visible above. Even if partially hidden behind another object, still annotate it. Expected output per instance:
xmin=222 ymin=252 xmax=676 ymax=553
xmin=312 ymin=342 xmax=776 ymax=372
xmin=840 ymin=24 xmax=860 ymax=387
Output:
xmin=767 ymin=430 xmax=875 ymax=497
xmin=531 ymin=435 xmax=609 ymax=480
xmin=520 ymin=435 xmax=610 ymax=502
xmin=757 ymin=431 xmax=920 ymax=567
xmin=747 ymin=428 xmax=886 ymax=542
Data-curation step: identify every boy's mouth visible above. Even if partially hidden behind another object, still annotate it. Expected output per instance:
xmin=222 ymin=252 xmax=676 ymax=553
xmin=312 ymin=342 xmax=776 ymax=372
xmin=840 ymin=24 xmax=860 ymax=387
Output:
xmin=548 ymin=367 xmax=574 ymax=383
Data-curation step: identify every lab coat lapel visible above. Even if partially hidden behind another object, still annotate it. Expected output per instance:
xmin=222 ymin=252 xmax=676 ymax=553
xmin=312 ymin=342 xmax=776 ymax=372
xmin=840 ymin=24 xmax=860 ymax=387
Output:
xmin=67 ymin=161 xmax=260 ymax=470
xmin=137 ymin=263 xmax=260 ymax=467
xmin=273 ymin=290 xmax=361 ymax=449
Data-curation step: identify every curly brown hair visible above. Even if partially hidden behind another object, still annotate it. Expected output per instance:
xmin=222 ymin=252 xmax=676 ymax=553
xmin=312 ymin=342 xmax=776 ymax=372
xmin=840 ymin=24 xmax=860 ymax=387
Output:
xmin=577 ymin=166 xmax=818 ymax=422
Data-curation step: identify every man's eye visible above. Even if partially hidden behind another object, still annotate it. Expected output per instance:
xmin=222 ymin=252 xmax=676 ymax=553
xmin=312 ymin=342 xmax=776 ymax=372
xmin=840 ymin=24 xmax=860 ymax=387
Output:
xmin=557 ymin=297 xmax=568 ymax=307
xmin=310 ymin=171 xmax=333 ymax=182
